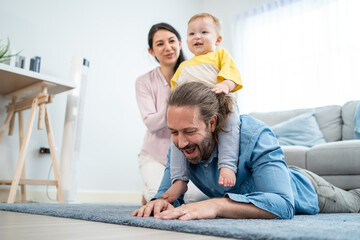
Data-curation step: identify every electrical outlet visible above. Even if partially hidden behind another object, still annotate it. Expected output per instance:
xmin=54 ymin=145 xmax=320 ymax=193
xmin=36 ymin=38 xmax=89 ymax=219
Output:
xmin=39 ymin=147 xmax=50 ymax=154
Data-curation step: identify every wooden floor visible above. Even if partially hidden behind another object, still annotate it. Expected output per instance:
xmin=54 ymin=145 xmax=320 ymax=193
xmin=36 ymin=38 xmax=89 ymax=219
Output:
xmin=0 ymin=210 xmax=232 ymax=240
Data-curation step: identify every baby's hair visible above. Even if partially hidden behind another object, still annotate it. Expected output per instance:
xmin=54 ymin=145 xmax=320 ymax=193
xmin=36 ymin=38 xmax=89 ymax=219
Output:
xmin=188 ymin=13 xmax=221 ymax=35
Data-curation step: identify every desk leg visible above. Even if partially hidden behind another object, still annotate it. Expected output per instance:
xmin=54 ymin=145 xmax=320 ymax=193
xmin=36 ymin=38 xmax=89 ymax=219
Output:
xmin=0 ymin=109 xmax=14 ymax=144
xmin=38 ymin=87 xmax=47 ymax=130
xmin=45 ymin=105 xmax=65 ymax=203
xmin=7 ymin=99 xmax=38 ymax=204
xmin=18 ymin=111 xmax=27 ymax=203
xmin=8 ymin=96 xmax=18 ymax=136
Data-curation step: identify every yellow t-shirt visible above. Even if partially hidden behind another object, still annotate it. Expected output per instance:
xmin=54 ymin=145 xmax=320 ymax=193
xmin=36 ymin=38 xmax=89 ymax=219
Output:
xmin=171 ymin=48 xmax=242 ymax=92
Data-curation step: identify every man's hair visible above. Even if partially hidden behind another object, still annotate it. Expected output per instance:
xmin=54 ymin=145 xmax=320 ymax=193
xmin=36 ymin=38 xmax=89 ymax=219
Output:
xmin=168 ymin=82 xmax=233 ymax=141
xmin=188 ymin=13 xmax=221 ymax=35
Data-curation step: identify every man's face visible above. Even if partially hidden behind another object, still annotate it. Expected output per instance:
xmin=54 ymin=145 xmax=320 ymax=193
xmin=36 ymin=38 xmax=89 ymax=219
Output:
xmin=167 ymin=105 xmax=216 ymax=163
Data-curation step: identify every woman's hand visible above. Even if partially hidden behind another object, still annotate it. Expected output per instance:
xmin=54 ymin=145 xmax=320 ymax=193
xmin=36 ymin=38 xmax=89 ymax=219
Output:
xmin=131 ymin=198 xmax=174 ymax=217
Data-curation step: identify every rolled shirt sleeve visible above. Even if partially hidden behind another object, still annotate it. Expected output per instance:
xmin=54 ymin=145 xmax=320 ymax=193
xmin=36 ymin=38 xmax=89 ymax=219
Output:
xmin=226 ymin=119 xmax=295 ymax=219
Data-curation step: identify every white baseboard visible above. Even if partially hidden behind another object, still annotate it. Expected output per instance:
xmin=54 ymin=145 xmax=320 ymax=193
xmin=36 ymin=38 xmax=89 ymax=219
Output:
xmin=0 ymin=188 xmax=22 ymax=203
xmin=0 ymin=187 xmax=142 ymax=204
xmin=76 ymin=190 xmax=142 ymax=204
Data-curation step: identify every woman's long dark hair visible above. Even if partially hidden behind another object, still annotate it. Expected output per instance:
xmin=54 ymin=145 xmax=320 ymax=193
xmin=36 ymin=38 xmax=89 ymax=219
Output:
xmin=147 ymin=22 xmax=186 ymax=72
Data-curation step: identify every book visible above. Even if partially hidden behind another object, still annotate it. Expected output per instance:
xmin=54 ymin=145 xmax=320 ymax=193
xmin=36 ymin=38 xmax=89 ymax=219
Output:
xmin=15 ymin=55 xmax=25 ymax=69
xmin=29 ymin=56 xmax=41 ymax=72
xmin=29 ymin=57 xmax=35 ymax=71
xmin=35 ymin=56 xmax=41 ymax=72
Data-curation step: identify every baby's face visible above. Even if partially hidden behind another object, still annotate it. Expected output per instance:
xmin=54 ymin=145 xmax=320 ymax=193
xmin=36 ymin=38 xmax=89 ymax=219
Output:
xmin=186 ymin=17 xmax=221 ymax=56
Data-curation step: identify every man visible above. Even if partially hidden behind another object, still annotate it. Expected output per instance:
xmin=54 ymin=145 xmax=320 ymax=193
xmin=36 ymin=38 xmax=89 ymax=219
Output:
xmin=132 ymin=82 xmax=360 ymax=220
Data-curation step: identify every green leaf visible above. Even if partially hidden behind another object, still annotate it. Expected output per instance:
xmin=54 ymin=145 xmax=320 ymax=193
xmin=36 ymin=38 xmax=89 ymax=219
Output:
xmin=0 ymin=38 xmax=21 ymax=60
xmin=0 ymin=38 xmax=10 ymax=58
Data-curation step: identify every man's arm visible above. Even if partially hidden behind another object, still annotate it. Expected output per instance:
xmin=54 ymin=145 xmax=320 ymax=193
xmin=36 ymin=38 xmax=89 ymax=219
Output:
xmin=154 ymin=198 xmax=276 ymax=220
xmin=131 ymin=148 xmax=185 ymax=218
xmin=152 ymin=149 xmax=185 ymax=206
xmin=226 ymin=115 xmax=295 ymax=219
xmin=216 ymin=198 xmax=277 ymax=219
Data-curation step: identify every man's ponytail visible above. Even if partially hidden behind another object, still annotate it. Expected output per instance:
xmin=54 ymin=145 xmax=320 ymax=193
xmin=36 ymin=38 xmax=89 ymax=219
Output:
xmin=215 ymin=93 xmax=234 ymax=134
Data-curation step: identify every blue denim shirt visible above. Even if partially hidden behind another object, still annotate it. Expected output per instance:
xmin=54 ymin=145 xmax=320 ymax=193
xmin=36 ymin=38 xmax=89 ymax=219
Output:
xmin=154 ymin=115 xmax=319 ymax=219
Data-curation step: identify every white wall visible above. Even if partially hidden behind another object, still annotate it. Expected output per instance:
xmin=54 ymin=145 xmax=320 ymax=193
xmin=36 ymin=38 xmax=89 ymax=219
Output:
xmin=0 ymin=0 xmax=269 ymax=202
xmin=201 ymin=0 xmax=272 ymax=54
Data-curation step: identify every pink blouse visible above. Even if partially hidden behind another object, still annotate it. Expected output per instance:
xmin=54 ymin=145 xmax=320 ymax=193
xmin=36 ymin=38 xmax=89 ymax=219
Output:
xmin=135 ymin=67 xmax=171 ymax=166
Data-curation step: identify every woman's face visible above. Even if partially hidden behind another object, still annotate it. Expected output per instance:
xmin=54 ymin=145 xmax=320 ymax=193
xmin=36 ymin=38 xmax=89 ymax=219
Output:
xmin=149 ymin=29 xmax=181 ymax=68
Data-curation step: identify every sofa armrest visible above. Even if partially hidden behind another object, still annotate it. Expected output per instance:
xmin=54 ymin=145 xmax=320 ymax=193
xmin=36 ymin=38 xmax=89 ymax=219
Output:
xmin=307 ymin=140 xmax=360 ymax=175
xmin=281 ymin=146 xmax=309 ymax=168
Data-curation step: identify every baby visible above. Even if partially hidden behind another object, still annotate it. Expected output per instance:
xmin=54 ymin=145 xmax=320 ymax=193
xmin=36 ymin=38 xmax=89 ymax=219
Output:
xmin=162 ymin=13 xmax=242 ymax=203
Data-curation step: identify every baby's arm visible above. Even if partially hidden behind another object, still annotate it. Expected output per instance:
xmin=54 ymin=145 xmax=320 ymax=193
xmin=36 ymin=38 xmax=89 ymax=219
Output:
xmin=212 ymin=80 xmax=237 ymax=94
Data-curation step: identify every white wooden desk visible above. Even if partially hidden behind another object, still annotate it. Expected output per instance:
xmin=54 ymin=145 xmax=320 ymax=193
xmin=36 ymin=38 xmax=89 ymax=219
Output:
xmin=0 ymin=63 xmax=76 ymax=203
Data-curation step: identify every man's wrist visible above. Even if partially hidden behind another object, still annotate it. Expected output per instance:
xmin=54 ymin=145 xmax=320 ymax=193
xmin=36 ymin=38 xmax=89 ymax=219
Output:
xmin=205 ymin=198 xmax=229 ymax=218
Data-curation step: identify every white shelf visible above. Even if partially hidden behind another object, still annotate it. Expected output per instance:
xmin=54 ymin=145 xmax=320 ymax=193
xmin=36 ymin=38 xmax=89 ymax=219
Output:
xmin=0 ymin=63 xmax=76 ymax=98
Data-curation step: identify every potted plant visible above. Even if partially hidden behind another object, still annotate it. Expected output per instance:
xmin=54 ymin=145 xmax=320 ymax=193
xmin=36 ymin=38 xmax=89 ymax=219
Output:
xmin=0 ymin=38 xmax=21 ymax=64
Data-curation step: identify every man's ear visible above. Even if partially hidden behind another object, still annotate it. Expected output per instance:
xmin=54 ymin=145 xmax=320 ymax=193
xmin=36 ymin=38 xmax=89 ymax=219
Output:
xmin=215 ymin=35 xmax=222 ymax=46
xmin=208 ymin=115 xmax=217 ymax=132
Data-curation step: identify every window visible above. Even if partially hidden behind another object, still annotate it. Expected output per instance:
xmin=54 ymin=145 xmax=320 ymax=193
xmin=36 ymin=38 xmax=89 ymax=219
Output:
xmin=234 ymin=0 xmax=360 ymax=113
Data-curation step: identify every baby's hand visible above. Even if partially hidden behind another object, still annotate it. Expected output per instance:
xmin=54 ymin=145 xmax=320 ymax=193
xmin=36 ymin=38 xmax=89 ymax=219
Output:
xmin=211 ymin=82 xmax=230 ymax=94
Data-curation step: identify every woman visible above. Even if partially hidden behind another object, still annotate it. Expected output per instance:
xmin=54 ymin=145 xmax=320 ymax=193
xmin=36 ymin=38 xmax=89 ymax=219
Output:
xmin=135 ymin=23 xmax=207 ymax=204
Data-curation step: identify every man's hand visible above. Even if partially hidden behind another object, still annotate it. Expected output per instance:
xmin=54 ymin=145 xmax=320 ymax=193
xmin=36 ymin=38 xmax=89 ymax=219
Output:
xmin=154 ymin=198 xmax=220 ymax=220
xmin=131 ymin=198 xmax=174 ymax=217
xmin=153 ymin=198 xmax=277 ymax=220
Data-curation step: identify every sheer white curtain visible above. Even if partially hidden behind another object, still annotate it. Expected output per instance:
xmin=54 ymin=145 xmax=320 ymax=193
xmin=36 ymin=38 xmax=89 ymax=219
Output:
xmin=233 ymin=0 xmax=360 ymax=113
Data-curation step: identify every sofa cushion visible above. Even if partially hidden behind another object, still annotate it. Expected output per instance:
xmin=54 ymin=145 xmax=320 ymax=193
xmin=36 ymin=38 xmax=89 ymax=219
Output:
xmin=306 ymin=140 xmax=360 ymax=175
xmin=314 ymin=105 xmax=342 ymax=142
xmin=249 ymin=109 xmax=309 ymax=127
xmin=271 ymin=111 xmax=326 ymax=147
xmin=249 ymin=105 xmax=342 ymax=142
xmin=342 ymin=100 xmax=360 ymax=140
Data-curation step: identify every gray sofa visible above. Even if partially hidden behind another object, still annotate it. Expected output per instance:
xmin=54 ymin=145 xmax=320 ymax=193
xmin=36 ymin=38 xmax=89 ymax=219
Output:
xmin=249 ymin=100 xmax=360 ymax=190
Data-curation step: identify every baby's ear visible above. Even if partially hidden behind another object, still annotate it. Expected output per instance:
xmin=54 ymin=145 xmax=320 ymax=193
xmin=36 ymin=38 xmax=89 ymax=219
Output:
xmin=215 ymin=35 xmax=222 ymax=46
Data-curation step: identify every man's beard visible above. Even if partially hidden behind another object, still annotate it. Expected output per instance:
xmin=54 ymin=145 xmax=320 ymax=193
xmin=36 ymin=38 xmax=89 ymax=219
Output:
xmin=177 ymin=129 xmax=214 ymax=164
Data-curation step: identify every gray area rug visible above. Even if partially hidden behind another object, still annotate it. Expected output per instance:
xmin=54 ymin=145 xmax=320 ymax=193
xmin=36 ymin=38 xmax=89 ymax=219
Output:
xmin=0 ymin=203 xmax=359 ymax=239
